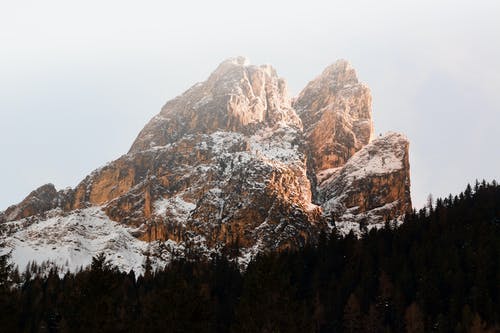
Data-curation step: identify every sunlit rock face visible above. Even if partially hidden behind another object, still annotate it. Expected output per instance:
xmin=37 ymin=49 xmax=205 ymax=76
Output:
xmin=1 ymin=57 xmax=411 ymax=272
xmin=294 ymin=60 xmax=373 ymax=171
xmin=129 ymin=56 xmax=302 ymax=153
xmin=71 ymin=127 xmax=321 ymax=252
xmin=67 ymin=57 xmax=318 ymax=252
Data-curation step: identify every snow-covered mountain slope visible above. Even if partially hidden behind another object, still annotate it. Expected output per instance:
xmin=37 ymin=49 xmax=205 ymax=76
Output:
xmin=0 ymin=57 xmax=412 ymax=273
xmin=1 ymin=208 xmax=150 ymax=274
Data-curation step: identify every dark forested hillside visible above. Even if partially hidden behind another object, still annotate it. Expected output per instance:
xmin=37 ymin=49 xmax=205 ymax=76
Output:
xmin=0 ymin=181 xmax=499 ymax=332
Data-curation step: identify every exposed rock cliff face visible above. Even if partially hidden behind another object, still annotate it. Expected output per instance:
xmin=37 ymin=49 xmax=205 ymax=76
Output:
xmin=0 ymin=57 xmax=411 ymax=272
xmin=129 ymin=56 xmax=301 ymax=153
xmin=71 ymin=127 xmax=321 ymax=252
xmin=318 ymin=132 xmax=411 ymax=231
xmin=294 ymin=60 xmax=373 ymax=171
xmin=0 ymin=184 xmax=73 ymax=223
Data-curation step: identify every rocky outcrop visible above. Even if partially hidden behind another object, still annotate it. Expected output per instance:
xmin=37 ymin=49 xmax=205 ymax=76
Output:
xmin=0 ymin=184 xmax=73 ymax=223
xmin=129 ymin=56 xmax=302 ymax=153
xmin=57 ymin=56 xmax=320 ymax=251
xmin=318 ymin=132 xmax=411 ymax=227
xmin=68 ymin=128 xmax=322 ymax=251
xmin=294 ymin=60 xmax=373 ymax=171
xmin=1 ymin=57 xmax=412 ymax=271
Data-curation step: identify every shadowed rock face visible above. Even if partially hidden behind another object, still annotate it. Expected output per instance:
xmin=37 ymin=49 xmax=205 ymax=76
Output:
xmin=1 ymin=57 xmax=411 ymax=265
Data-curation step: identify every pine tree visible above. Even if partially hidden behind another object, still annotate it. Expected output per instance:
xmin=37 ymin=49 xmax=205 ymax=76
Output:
xmin=364 ymin=303 xmax=384 ymax=333
xmin=404 ymin=302 xmax=425 ymax=333
xmin=469 ymin=313 xmax=486 ymax=333
xmin=90 ymin=252 xmax=109 ymax=272
xmin=0 ymin=252 xmax=13 ymax=290
xmin=143 ymin=254 xmax=153 ymax=280
xmin=426 ymin=193 xmax=434 ymax=215
xmin=343 ymin=293 xmax=362 ymax=333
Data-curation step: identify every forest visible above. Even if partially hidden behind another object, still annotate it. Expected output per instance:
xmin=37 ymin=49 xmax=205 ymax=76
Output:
xmin=0 ymin=180 xmax=498 ymax=332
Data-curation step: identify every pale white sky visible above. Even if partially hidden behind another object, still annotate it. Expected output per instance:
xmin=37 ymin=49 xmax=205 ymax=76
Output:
xmin=1 ymin=0 xmax=499 ymax=209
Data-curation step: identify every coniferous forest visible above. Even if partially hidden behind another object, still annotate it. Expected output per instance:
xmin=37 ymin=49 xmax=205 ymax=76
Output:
xmin=0 ymin=181 xmax=498 ymax=332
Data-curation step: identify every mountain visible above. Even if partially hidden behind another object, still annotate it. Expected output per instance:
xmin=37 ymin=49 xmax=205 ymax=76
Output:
xmin=1 ymin=182 xmax=497 ymax=332
xmin=0 ymin=57 xmax=411 ymax=273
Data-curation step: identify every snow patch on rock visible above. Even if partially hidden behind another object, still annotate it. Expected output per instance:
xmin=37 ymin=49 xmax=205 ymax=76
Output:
xmin=154 ymin=195 xmax=196 ymax=223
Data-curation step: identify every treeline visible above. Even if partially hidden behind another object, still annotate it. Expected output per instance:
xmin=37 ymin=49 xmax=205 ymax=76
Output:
xmin=0 ymin=181 xmax=499 ymax=332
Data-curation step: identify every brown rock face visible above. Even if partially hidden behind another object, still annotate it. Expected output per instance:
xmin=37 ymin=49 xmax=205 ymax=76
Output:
xmin=318 ymin=132 xmax=412 ymax=226
xmin=0 ymin=184 xmax=73 ymax=223
xmin=63 ymin=121 xmax=320 ymax=251
xmin=294 ymin=60 xmax=373 ymax=171
xmin=1 ymin=57 xmax=412 ymax=266
xmin=129 ymin=56 xmax=301 ymax=153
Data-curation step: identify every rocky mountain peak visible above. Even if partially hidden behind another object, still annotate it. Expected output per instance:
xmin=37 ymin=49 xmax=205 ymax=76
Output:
xmin=320 ymin=59 xmax=359 ymax=85
xmin=294 ymin=60 xmax=373 ymax=171
xmin=1 ymin=57 xmax=411 ymax=273
xmin=294 ymin=60 xmax=359 ymax=114
xmin=1 ymin=184 xmax=58 ymax=222
xmin=129 ymin=57 xmax=301 ymax=153
xmin=209 ymin=56 xmax=253 ymax=78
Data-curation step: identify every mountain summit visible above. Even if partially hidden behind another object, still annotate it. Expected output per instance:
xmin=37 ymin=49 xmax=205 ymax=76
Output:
xmin=0 ymin=58 xmax=411 ymax=272
xmin=129 ymin=56 xmax=301 ymax=153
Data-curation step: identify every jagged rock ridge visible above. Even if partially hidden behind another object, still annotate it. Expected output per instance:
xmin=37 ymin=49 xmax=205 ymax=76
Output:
xmin=294 ymin=60 xmax=373 ymax=171
xmin=129 ymin=56 xmax=301 ymax=153
xmin=0 ymin=57 xmax=411 ymax=273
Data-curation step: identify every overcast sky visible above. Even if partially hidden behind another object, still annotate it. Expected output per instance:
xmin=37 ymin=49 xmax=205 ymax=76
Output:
xmin=1 ymin=0 xmax=499 ymax=210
